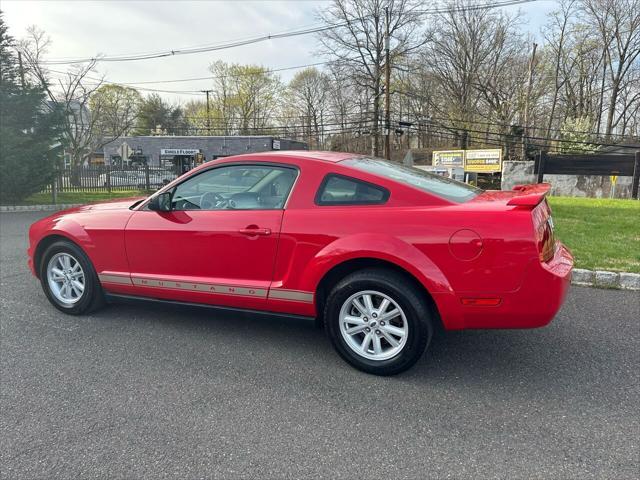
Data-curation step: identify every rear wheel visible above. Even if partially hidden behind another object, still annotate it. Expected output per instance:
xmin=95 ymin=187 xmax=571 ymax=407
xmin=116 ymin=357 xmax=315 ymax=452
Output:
xmin=324 ymin=268 xmax=432 ymax=375
xmin=39 ymin=240 xmax=105 ymax=315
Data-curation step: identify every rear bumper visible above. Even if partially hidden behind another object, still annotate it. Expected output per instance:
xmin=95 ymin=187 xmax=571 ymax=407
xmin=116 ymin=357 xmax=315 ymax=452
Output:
xmin=435 ymin=243 xmax=573 ymax=330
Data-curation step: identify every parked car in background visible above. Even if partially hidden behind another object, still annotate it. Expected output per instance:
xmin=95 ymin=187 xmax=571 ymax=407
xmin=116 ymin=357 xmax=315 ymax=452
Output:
xmin=97 ymin=169 xmax=175 ymax=189
xmin=27 ymin=151 xmax=573 ymax=375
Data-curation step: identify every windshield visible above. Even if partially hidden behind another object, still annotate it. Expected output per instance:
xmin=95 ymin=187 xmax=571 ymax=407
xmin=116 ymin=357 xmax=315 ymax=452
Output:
xmin=342 ymin=157 xmax=481 ymax=203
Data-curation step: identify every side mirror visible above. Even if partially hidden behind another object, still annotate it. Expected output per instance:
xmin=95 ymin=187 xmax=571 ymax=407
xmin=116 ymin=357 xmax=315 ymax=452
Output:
xmin=148 ymin=192 xmax=172 ymax=212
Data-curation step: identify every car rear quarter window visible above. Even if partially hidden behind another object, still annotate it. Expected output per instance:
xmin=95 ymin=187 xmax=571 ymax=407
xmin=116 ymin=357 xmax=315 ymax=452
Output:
xmin=343 ymin=157 xmax=481 ymax=203
xmin=315 ymin=174 xmax=389 ymax=206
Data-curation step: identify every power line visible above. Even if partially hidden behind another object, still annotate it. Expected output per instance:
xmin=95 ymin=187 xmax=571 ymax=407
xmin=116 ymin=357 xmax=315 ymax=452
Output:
xmin=106 ymin=60 xmax=338 ymax=86
xmin=133 ymin=113 xmax=638 ymax=151
xmin=35 ymin=0 xmax=541 ymax=65
xmin=38 ymin=24 xmax=346 ymax=65
xmin=45 ymin=58 xmax=353 ymax=94
xmin=394 ymin=90 xmax=639 ymax=140
xmin=417 ymin=118 xmax=639 ymax=150
xmin=45 ymin=69 xmax=206 ymax=95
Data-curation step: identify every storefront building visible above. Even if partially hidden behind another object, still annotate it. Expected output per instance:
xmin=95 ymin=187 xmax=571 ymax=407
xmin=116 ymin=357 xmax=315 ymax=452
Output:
xmin=102 ymin=136 xmax=308 ymax=171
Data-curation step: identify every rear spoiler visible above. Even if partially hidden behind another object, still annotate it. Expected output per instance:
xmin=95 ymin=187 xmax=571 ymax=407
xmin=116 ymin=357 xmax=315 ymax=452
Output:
xmin=507 ymin=183 xmax=551 ymax=207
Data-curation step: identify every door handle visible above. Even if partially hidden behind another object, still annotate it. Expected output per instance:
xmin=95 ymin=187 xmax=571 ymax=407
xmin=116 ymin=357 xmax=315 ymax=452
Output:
xmin=239 ymin=227 xmax=271 ymax=236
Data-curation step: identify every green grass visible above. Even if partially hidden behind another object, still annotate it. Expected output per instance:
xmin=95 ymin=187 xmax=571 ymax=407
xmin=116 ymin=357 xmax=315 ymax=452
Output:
xmin=549 ymin=196 xmax=640 ymax=273
xmin=14 ymin=190 xmax=147 ymax=206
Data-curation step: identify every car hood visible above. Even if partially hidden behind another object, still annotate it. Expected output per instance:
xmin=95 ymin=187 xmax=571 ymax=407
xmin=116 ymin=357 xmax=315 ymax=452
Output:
xmin=84 ymin=197 xmax=146 ymax=210
xmin=69 ymin=197 xmax=146 ymax=212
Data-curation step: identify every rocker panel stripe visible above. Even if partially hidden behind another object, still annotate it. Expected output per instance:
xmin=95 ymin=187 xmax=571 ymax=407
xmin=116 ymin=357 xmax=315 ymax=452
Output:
xmin=131 ymin=277 xmax=268 ymax=298
xmin=99 ymin=273 xmax=314 ymax=303
xmin=268 ymin=289 xmax=314 ymax=303
xmin=98 ymin=273 xmax=133 ymax=285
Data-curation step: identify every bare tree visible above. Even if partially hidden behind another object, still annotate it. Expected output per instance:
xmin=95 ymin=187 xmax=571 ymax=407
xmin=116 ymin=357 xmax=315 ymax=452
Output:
xmin=19 ymin=26 xmax=107 ymax=172
xmin=323 ymin=62 xmax=372 ymax=152
xmin=318 ymin=0 xmax=426 ymax=156
xmin=583 ymin=0 xmax=640 ymax=137
xmin=288 ymin=67 xmax=330 ymax=148
xmin=614 ymin=62 xmax=640 ymax=135
xmin=542 ymin=0 xmax=577 ymax=138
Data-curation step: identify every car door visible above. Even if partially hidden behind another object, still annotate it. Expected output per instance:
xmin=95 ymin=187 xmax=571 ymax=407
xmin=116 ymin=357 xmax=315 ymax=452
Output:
xmin=124 ymin=163 xmax=298 ymax=310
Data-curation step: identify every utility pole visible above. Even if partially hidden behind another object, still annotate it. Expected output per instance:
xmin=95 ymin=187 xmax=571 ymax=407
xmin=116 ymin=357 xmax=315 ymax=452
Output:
xmin=460 ymin=129 xmax=470 ymax=184
xmin=320 ymin=110 xmax=324 ymax=149
xmin=384 ymin=6 xmax=391 ymax=161
xmin=202 ymin=90 xmax=212 ymax=135
xmin=17 ymin=51 xmax=26 ymax=89
xmin=522 ymin=42 xmax=538 ymax=160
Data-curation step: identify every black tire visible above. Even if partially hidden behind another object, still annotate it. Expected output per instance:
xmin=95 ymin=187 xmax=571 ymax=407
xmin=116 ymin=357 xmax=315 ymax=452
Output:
xmin=324 ymin=268 xmax=432 ymax=375
xmin=39 ymin=240 xmax=105 ymax=315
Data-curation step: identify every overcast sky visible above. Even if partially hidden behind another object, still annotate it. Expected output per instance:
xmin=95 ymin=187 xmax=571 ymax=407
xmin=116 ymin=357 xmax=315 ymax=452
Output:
xmin=3 ymin=0 xmax=557 ymax=104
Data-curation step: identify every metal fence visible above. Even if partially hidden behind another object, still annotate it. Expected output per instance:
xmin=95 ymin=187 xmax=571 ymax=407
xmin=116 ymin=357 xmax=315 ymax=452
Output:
xmin=535 ymin=151 xmax=640 ymax=199
xmin=45 ymin=166 xmax=181 ymax=194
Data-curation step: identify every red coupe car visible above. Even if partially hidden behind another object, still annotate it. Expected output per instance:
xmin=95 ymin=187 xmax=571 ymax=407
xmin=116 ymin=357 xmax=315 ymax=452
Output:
xmin=28 ymin=151 xmax=573 ymax=375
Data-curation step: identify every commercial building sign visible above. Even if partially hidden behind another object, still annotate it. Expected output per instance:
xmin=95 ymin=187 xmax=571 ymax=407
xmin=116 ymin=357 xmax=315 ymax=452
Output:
xmin=160 ymin=148 xmax=201 ymax=156
xmin=433 ymin=150 xmax=465 ymax=167
xmin=464 ymin=149 xmax=502 ymax=173
xmin=432 ymin=148 xmax=503 ymax=173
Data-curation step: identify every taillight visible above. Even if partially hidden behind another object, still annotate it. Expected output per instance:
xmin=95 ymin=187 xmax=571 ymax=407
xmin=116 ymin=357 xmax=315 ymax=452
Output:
xmin=533 ymin=200 xmax=555 ymax=262
xmin=539 ymin=219 xmax=555 ymax=262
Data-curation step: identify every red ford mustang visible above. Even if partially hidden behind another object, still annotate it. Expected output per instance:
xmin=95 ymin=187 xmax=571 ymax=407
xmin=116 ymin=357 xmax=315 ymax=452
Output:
xmin=28 ymin=151 xmax=573 ymax=375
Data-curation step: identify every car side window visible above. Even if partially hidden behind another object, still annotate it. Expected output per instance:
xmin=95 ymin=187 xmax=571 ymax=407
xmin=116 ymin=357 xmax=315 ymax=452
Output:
xmin=171 ymin=164 xmax=297 ymax=211
xmin=316 ymin=174 xmax=389 ymax=206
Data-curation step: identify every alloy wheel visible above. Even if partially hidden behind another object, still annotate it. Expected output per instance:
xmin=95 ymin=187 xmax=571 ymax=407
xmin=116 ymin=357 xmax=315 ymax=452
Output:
xmin=339 ymin=290 xmax=408 ymax=361
xmin=47 ymin=253 xmax=86 ymax=305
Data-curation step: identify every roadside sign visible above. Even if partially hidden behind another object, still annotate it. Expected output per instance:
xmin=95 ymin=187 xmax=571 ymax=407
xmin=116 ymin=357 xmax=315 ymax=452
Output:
xmin=272 ymin=139 xmax=281 ymax=150
xmin=433 ymin=150 xmax=464 ymax=167
xmin=610 ymin=175 xmax=618 ymax=185
xmin=464 ymin=149 xmax=502 ymax=173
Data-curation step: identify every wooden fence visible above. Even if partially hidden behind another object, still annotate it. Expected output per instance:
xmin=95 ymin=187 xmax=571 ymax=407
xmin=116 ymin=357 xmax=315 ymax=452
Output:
xmin=534 ymin=151 xmax=640 ymax=199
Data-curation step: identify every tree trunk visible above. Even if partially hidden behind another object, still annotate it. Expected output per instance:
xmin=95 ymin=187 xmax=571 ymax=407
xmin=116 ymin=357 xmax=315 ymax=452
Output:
xmin=605 ymin=76 xmax=621 ymax=138
xmin=373 ymin=73 xmax=381 ymax=157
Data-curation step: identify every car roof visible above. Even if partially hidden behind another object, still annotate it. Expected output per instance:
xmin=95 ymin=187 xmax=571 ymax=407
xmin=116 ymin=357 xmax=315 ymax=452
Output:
xmin=223 ymin=150 xmax=360 ymax=163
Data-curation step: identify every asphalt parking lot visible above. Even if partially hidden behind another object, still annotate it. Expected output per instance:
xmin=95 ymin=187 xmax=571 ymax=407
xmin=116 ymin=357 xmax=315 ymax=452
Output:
xmin=1 ymin=211 xmax=638 ymax=479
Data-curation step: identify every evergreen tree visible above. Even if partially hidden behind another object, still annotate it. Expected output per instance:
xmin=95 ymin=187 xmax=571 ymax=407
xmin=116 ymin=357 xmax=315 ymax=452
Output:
xmin=0 ymin=12 xmax=62 ymax=203
xmin=134 ymin=93 xmax=186 ymax=135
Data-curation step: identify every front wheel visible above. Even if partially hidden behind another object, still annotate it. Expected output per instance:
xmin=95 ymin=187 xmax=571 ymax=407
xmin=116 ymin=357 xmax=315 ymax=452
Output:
xmin=39 ymin=240 xmax=105 ymax=315
xmin=324 ymin=268 xmax=433 ymax=375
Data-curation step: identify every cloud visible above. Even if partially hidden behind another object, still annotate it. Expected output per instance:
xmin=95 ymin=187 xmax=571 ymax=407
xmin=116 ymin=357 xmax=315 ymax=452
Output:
xmin=2 ymin=0 xmax=553 ymax=104
xmin=3 ymin=0 xmax=328 ymax=103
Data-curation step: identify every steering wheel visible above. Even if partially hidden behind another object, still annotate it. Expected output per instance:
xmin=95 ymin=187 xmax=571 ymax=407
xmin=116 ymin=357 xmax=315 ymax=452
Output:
xmin=199 ymin=192 xmax=226 ymax=210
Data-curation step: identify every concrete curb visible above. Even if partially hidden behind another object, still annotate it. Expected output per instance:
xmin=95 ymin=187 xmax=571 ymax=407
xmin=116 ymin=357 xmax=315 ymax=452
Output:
xmin=0 ymin=204 xmax=82 ymax=213
xmin=572 ymin=268 xmax=640 ymax=290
